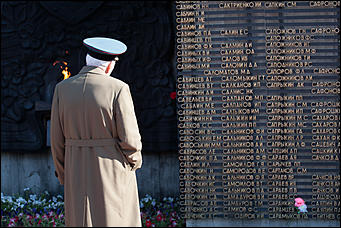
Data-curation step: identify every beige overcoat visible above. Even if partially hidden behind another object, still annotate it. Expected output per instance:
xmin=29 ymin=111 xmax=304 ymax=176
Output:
xmin=50 ymin=65 xmax=143 ymax=227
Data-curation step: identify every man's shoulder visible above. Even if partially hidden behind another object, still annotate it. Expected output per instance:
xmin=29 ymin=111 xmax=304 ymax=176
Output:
xmin=107 ymin=77 xmax=128 ymax=88
xmin=54 ymin=74 xmax=80 ymax=90
xmin=100 ymin=76 xmax=129 ymax=92
xmin=56 ymin=72 xmax=128 ymax=90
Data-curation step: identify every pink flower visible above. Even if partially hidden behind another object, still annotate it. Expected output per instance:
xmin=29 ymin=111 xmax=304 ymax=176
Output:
xmin=9 ymin=218 xmax=16 ymax=223
xmin=295 ymin=197 xmax=305 ymax=207
xmin=38 ymin=220 xmax=42 ymax=225
xmin=172 ymin=220 xmax=177 ymax=226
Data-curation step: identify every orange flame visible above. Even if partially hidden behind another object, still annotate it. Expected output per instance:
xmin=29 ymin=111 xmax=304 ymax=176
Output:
xmin=62 ymin=67 xmax=71 ymax=80
xmin=53 ymin=60 xmax=71 ymax=80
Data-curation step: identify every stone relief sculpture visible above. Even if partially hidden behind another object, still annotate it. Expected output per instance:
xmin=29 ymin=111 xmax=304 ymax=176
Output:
xmin=1 ymin=1 xmax=177 ymax=152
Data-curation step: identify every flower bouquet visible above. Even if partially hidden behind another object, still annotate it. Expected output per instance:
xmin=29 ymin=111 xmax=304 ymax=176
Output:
xmin=294 ymin=197 xmax=308 ymax=213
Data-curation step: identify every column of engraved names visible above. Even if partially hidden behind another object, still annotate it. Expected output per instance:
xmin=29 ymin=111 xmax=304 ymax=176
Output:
xmin=213 ymin=1 xmax=266 ymax=219
xmin=309 ymin=1 xmax=340 ymax=219
xmin=262 ymin=2 xmax=312 ymax=220
xmin=265 ymin=26 xmax=307 ymax=219
xmin=264 ymin=1 xmax=340 ymax=220
xmin=176 ymin=1 xmax=219 ymax=220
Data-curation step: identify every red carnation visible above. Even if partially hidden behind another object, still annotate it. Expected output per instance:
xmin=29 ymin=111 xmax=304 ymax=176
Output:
xmin=170 ymin=92 xmax=176 ymax=99
xmin=156 ymin=214 xmax=162 ymax=221
xmin=145 ymin=219 xmax=152 ymax=227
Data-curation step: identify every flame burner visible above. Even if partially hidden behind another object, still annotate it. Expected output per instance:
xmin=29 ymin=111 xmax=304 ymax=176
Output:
xmin=53 ymin=60 xmax=71 ymax=80
xmin=34 ymin=59 xmax=73 ymax=146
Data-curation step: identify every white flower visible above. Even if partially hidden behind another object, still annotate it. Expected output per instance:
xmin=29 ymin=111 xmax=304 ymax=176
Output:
xmin=145 ymin=194 xmax=152 ymax=201
xmin=298 ymin=204 xmax=308 ymax=213
xmin=151 ymin=200 xmax=156 ymax=207
xmin=30 ymin=194 xmax=37 ymax=201
xmin=140 ymin=202 xmax=144 ymax=208
xmin=32 ymin=200 xmax=41 ymax=205
xmin=7 ymin=196 xmax=13 ymax=203
xmin=16 ymin=197 xmax=27 ymax=204
xmin=168 ymin=197 xmax=174 ymax=202
xmin=24 ymin=187 xmax=30 ymax=192
xmin=52 ymin=196 xmax=57 ymax=202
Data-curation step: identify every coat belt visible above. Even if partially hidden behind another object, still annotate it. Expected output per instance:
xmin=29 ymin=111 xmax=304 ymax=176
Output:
xmin=65 ymin=138 xmax=117 ymax=147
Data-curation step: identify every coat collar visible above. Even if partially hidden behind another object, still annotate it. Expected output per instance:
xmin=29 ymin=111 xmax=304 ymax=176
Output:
xmin=78 ymin=65 xmax=107 ymax=76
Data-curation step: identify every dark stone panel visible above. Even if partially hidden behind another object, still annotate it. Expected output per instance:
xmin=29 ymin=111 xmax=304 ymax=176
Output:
xmin=1 ymin=1 xmax=177 ymax=152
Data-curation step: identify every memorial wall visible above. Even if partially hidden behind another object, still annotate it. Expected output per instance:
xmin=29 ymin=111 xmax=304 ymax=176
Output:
xmin=176 ymin=1 xmax=340 ymax=221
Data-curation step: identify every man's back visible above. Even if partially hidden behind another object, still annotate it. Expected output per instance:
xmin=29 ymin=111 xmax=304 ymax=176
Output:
xmin=51 ymin=65 xmax=142 ymax=227
xmin=56 ymin=65 xmax=126 ymax=140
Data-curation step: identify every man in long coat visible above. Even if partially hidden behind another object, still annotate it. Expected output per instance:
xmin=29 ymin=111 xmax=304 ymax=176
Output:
xmin=51 ymin=37 xmax=142 ymax=227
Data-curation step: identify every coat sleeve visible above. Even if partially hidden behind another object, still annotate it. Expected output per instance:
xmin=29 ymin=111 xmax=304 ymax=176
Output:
xmin=114 ymin=84 xmax=142 ymax=171
xmin=50 ymin=84 xmax=65 ymax=185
